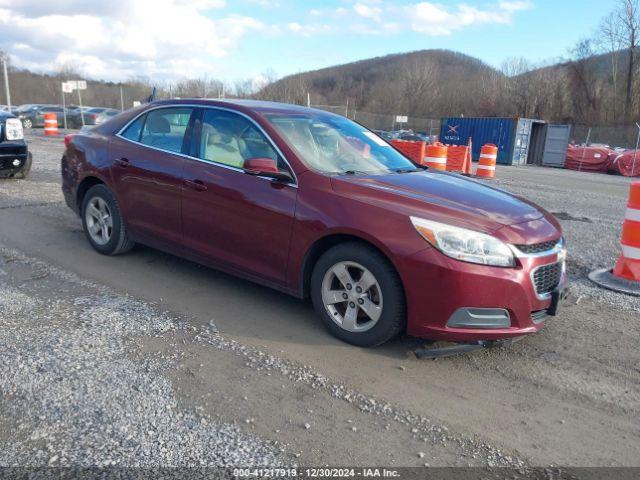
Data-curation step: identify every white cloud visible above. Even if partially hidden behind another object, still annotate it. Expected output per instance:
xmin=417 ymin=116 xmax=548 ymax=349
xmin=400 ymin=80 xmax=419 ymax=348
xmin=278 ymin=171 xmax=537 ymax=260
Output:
xmin=286 ymin=21 xmax=333 ymax=36
xmin=309 ymin=0 xmax=532 ymax=37
xmin=354 ymin=3 xmax=382 ymax=21
xmin=0 ymin=0 xmax=262 ymax=80
xmin=407 ymin=1 xmax=532 ymax=35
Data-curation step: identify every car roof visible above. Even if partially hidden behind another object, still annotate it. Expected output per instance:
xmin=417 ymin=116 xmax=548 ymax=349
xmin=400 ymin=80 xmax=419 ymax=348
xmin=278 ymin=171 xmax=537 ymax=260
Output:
xmin=149 ymin=98 xmax=339 ymax=117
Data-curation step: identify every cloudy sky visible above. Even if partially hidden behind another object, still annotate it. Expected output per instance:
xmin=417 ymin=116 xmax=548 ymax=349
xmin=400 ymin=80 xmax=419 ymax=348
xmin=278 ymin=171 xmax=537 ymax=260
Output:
xmin=0 ymin=0 xmax=618 ymax=84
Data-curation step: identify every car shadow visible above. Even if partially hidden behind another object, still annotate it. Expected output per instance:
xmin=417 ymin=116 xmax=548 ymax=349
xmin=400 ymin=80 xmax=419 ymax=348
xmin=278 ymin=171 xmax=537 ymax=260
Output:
xmin=123 ymin=243 xmax=425 ymax=360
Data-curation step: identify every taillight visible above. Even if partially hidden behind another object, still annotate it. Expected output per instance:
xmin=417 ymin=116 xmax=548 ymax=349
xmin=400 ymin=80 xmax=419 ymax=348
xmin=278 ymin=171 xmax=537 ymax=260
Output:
xmin=64 ymin=134 xmax=76 ymax=148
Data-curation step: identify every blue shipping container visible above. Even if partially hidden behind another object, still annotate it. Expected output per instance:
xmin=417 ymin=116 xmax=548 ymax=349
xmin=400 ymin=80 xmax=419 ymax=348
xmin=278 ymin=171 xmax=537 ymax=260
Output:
xmin=439 ymin=117 xmax=545 ymax=165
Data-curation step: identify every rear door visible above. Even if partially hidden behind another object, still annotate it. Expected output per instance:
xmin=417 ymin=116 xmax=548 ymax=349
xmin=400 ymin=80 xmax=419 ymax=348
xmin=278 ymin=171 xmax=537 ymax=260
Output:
xmin=110 ymin=106 xmax=196 ymax=251
xmin=181 ymin=107 xmax=297 ymax=284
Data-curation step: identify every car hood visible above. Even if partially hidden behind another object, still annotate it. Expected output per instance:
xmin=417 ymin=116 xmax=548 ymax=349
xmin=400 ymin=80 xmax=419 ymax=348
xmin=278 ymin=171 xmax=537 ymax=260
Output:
xmin=331 ymin=171 xmax=557 ymax=238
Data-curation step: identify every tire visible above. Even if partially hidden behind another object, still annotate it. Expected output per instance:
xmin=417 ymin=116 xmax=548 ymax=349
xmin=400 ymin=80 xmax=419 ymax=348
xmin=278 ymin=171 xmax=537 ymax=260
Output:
xmin=81 ymin=184 xmax=135 ymax=255
xmin=13 ymin=153 xmax=32 ymax=179
xmin=310 ymin=242 xmax=406 ymax=347
xmin=22 ymin=118 xmax=33 ymax=129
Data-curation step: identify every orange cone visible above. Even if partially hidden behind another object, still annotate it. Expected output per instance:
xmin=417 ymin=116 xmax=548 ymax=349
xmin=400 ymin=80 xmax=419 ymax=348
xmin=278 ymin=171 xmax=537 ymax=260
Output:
xmin=463 ymin=138 xmax=473 ymax=175
xmin=613 ymin=182 xmax=640 ymax=282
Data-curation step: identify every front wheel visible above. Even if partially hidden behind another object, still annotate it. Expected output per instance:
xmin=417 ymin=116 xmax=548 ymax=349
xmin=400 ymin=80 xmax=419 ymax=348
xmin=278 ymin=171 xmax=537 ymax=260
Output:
xmin=310 ymin=242 xmax=406 ymax=347
xmin=22 ymin=118 xmax=33 ymax=129
xmin=81 ymin=184 xmax=135 ymax=255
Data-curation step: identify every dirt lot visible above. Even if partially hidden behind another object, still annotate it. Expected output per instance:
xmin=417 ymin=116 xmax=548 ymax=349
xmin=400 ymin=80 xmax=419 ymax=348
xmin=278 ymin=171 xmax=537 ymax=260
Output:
xmin=0 ymin=131 xmax=639 ymax=468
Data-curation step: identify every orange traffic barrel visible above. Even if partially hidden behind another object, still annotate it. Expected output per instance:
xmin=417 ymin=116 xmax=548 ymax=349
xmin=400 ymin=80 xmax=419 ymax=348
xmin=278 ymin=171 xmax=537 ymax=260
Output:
xmin=476 ymin=144 xmax=498 ymax=178
xmin=613 ymin=182 xmax=640 ymax=282
xmin=44 ymin=113 xmax=59 ymax=136
xmin=424 ymin=142 xmax=447 ymax=170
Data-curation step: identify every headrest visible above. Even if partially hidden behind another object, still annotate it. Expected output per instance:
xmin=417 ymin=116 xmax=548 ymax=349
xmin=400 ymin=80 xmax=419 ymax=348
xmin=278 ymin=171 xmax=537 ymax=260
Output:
xmin=147 ymin=116 xmax=170 ymax=134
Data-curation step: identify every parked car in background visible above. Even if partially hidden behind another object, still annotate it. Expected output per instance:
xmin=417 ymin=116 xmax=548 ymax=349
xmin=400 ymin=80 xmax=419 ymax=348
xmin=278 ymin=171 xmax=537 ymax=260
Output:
xmin=372 ymin=130 xmax=394 ymax=142
xmin=67 ymin=106 xmax=95 ymax=129
xmin=17 ymin=105 xmax=66 ymax=129
xmin=0 ymin=109 xmax=31 ymax=178
xmin=398 ymin=133 xmax=426 ymax=142
xmin=82 ymin=108 xmax=121 ymax=126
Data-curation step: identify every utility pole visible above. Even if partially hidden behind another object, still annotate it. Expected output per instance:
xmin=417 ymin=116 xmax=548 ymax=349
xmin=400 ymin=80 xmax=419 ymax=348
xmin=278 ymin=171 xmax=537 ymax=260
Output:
xmin=2 ymin=58 xmax=11 ymax=110
xmin=632 ymin=122 xmax=640 ymax=176
xmin=78 ymin=86 xmax=85 ymax=126
xmin=61 ymin=84 xmax=67 ymax=129
xmin=120 ymin=85 xmax=124 ymax=111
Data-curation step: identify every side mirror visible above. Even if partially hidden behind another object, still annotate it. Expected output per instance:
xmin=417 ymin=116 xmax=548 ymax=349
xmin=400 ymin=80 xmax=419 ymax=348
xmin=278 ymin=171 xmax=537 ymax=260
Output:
xmin=243 ymin=157 xmax=293 ymax=183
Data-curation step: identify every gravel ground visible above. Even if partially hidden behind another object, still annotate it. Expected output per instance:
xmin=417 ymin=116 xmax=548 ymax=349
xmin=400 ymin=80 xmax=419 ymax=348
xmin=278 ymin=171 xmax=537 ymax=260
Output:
xmin=0 ymin=246 xmax=282 ymax=467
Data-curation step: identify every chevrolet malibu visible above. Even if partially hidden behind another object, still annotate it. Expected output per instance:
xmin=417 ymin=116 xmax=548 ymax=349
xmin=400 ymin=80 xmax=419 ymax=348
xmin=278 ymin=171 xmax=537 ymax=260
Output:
xmin=61 ymin=99 xmax=567 ymax=347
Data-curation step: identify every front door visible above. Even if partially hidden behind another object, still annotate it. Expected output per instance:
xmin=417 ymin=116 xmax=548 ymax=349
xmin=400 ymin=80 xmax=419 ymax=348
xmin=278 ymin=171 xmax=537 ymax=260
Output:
xmin=181 ymin=108 xmax=297 ymax=285
xmin=110 ymin=106 xmax=196 ymax=250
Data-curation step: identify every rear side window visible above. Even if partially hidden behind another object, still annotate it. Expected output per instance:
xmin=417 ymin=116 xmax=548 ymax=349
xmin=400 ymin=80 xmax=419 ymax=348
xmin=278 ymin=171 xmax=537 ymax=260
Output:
xmin=121 ymin=115 xmax=145 ymax=142
xmin=140 ymin=108 xmax=193 ymax=154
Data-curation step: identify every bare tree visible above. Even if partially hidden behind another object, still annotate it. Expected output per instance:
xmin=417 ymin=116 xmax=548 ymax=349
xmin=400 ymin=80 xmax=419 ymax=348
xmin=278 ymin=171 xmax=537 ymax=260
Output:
xmin=615 ymin=0 xmax=640 ymax=119
xmin=599 ymin=12 xmax=625 ymax=118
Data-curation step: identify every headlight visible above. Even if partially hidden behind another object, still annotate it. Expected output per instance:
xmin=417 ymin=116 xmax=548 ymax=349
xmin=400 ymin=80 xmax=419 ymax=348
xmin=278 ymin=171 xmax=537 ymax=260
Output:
xmin=5 ymin=118 xmax=24 ymax=140
xmin=410 ymin=216 xmax=515 ymax=267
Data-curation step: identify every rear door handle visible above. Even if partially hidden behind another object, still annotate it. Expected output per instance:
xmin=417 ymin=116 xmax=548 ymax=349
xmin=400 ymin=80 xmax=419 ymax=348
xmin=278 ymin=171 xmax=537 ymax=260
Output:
xmin=184 ymin=179 xmax=208 ymax=191
xmin=116 ymin=158 xmax=130 ymax=168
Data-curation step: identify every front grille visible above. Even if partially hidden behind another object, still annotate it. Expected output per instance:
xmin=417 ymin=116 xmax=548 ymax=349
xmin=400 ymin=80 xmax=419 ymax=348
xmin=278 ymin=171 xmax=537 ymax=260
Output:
xmin=515 ymin=239 xmax=560 ymax=254
xmin=533 ymin=262 xmax=562 ymax=296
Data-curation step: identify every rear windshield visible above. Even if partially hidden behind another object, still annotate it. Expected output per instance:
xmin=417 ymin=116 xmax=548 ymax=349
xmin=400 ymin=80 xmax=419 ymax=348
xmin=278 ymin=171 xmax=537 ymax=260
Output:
xmin=264 ymin=113 xmax=419 ymax=175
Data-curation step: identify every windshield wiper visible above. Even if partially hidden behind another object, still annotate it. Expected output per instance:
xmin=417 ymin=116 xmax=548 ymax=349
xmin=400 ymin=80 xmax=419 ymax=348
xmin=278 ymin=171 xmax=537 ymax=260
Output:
xmin=393 ymin=167 xmax=423 ymax=173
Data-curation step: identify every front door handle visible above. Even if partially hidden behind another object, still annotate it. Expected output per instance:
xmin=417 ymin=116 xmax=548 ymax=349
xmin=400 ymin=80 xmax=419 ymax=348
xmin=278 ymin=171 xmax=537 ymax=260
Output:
xmin=116 ymin=158 xmax=130 ymax=168
xmin=184 ymin=179 xmax=208 ymax=191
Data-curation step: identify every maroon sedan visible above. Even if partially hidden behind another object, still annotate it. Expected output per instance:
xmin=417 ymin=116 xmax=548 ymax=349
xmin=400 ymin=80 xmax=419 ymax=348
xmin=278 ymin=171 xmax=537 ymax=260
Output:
xmin=61 ymin=99 xmax=567 ymax=347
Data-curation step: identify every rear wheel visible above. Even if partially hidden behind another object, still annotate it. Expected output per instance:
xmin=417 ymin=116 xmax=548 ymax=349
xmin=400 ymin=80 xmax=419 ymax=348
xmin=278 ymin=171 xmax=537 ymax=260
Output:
xmin=81 ymin=184 xmax=135 ymax=255
xmin=310 ymin=242 xmax=406 ymax=347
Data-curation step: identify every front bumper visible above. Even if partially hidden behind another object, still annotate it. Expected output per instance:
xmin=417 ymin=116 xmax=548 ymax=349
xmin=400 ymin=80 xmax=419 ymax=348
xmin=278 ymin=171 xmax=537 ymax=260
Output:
xmin=0 ymin=141 xmax=29 ymax=174
xmin=400 ymin=245 xmax=567 ymax=342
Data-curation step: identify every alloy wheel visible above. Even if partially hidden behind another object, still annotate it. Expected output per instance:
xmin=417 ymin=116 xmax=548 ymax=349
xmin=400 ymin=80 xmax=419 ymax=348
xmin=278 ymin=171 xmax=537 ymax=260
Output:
xmin=85 ymin=196 xmax=113 ymax=246
xmin=321 ymin=261 xmax=383 ymax=333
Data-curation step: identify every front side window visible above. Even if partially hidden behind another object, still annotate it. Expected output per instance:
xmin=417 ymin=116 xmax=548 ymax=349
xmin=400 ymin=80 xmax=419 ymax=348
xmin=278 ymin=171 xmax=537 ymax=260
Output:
xmin=197 ymin=109 xmax=282 ymax=170
xmin=139 ymin=107 xmax=194 ymax=154
xmin=265 ymin=113 xmax=420 ymax=175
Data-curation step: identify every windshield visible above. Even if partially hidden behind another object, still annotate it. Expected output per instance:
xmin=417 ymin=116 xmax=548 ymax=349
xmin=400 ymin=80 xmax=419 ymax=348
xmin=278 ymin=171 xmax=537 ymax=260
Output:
xmin=265 ymin=113 xmax=420 ymax=174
